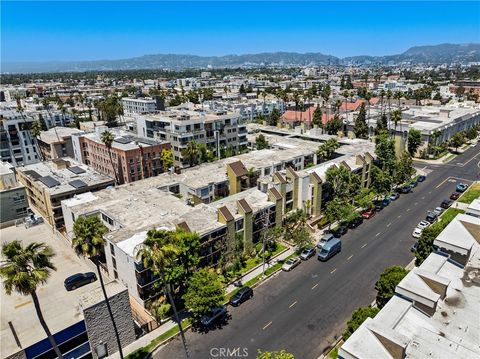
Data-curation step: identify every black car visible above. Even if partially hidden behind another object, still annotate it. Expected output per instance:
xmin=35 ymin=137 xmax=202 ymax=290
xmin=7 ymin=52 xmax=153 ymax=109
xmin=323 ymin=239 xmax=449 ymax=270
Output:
xmin=410 ymin=180 xmax=418 ymax=188
xmin=64 ymin=272 xmax=97 ymax=291
xmin=229 ymin=287 xmax=253 ymax=307
xmin=348 ymin=216 xmax=363 ymax=229
xmin=411 ymin=242 xmax=418 ymax=252
xmin=426 ymin=211 xmax=438 ymax=223
xmin=440 ymin=199 xmax=453 ymax=209
xmin=373 ymin=200 xmax=385 ymax=211
xmin=200 ymin=305 xmax=227 ymax=327
xmin=417 ymin=175 xmax=426 ymax=182
xmin=400 ymin=185 xmax=412 ymax=194
xmin=331 ymin=225 xmax=348 ymax=238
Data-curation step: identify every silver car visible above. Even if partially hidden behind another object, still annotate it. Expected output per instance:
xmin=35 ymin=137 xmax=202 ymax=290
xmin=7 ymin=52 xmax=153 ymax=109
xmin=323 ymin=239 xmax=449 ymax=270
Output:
xmin=282 ymin=257 xmax=301 ymax=271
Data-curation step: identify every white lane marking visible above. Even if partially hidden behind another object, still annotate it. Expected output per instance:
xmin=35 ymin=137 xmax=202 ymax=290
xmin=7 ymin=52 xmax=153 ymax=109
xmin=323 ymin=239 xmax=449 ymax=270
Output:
xmin=361 ymin=243 xmax=368 ymax=248
xmin=406 ymin=208 xmax=411 ymax=212
xmin=330 ymin=268 xmax=337 ymax=274
xmin=398 ymin=214 xmax=402 ymax=219
xmin=289 ymin=300 xmax=297 ymax=308
xmin=347 ymin=255 xmax=353 ymax=261
xmin=311 ymin=283 xmax=319 ymax=290
xmin=262 ymin=321 xmax=272 ymax=330
xmin=387 ymin=222 xmax=392 ymax=227
xmin=376 ymin=232 xmax=381 ymax=237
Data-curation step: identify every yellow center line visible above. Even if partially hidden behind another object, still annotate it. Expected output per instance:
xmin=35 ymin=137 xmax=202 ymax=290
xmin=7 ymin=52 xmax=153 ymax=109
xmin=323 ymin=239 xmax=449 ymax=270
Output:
xmin=330 ymin=268 xmax=337 ymax=274
xmin=311 ymin=283 xmax=319 ymax=290
xmin=289 ymin=300 xmax=297 ymax=308
xmin=262 ymin=321 xmax=272 ymax=330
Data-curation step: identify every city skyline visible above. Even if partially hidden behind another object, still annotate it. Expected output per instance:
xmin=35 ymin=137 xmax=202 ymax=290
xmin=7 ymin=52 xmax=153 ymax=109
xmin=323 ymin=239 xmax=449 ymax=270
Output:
xmin=2 ymin=1 xmax=479 ymax=63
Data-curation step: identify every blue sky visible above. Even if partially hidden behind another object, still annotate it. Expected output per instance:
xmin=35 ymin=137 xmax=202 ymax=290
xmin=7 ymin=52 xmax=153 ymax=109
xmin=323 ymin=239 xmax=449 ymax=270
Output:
xmin=2 ymin=1 xmax=479 ymax=62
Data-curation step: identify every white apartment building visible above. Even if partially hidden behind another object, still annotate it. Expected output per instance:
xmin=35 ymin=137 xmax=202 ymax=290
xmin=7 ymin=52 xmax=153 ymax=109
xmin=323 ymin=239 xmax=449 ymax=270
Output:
xmin=122 ymin=97 xmax=158 ymax=115
xmin=136 ymin=109 xmax=248 ymax=167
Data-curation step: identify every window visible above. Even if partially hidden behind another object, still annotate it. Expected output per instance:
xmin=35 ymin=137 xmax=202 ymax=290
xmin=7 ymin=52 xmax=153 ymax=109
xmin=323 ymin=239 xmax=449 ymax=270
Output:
xmin=235 ymin=219 xmax=244 ymax=231
xmin=71 ymin=213 xmax=75 ymax=222
xmin=110 ymin=243 xmax=115 ymax=256
xmin=114 ymin=270 xmax=118 ymax=279
xmin=112 ymin=257 xmax=117 ymax=270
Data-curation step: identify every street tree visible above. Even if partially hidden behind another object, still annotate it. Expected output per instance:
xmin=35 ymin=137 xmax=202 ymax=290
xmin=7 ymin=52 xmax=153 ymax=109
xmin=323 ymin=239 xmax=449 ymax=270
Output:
xmin=390 ymin=109 xmax=402 ymax=138
xmin=72 ymin=216 xmax=124 ymax=358
xmin=0 ymin=241 xmax=64 ymax=359
xmin=183 ymin=268 xmax=225 ymax=318
xmin=375 ymin=130 xmax=396 ymax=176
xmin=257 ymin=350 xmax=295 ymax=359
xmin=371 ymin=166 xmax=393 ymax=197
xmin=407 ymin=128 xmax=423 ymax=156
xmin=325 ymin=165 xmax=355 ymax=200
xmin=465 ymin=127 xmax=478 ymax=141
xmin=325 ymin=198 xmax=356 ymax=229
xmin=395 ymin=151 xmax=415 ymax=184
xmin=375 ymin=266 xmax=408 ymax=308
xmin=343 ymin=306 xmax=380 ymax=340
xmin=353 ymin=103 xmax=368 ymax=138
xmin=449 ymin=132 xmax=465 ymax=153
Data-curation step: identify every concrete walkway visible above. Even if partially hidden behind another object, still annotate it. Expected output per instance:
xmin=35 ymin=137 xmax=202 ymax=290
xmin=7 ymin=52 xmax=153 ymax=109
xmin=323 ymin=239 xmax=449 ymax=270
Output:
xmin=110 ymin=246 xmax=295 ymax=358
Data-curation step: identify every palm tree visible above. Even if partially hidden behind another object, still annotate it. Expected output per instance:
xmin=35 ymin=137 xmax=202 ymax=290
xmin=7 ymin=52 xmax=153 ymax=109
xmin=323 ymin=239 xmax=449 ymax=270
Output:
xmin=182 ymin=140 xmax=200 ymax=167
xmin=390 ymin=109 xmax=402 ymax=139
xmin=101 ymin=130 xmax=120 ymax=184
xmin=0 ymin=241 xmax=64 ymax=359
xmin=136 ymin=230 xmax=190 ymax=359
xmin=394 ymin=91 xmax=402 ymax=109
xmin=72 ymin=216 xmax=124 ymax=359
xmin=31 ymin=120 xmax=44 ymax=161
xmin=364 ymin=91 xmax=372 ymax=138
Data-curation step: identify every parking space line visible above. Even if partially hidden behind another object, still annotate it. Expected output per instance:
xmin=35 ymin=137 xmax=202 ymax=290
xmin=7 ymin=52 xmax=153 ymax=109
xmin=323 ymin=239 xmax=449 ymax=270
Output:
xmin=436 ymin=176 xmax=451 ymax=189
xmin=397 ymin=214 xmax=402 ymax=218
xmin=406 ymin=208 xmax=411 ymax=212
xmin=361 ymin=243 xmax=368 ymax=248
xmin=421 ymin=196 xmax=425 ymax=200
xmin=414 ymin=202 xmax=418 ymax=206
xmin=375 ymin=232 xmax=381 ymax=237
xmin=311 ymin=283 xmax=319 ymax=290
xmin=330 ymin=268 xmax=337 ymax=274
xmin=289 ymin=300 xmax=297 ymax=308
xmin=347 ymin=255 xmax=353 ymax=261
xmin=387 ymin=222 xmax=392 ymax=227
xmin=262 ymin=321 xmax=272 ymax=330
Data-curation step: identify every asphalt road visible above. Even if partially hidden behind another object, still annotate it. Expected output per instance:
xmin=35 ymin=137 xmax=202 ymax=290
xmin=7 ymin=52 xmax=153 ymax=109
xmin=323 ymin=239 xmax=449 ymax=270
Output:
xmin=155 ymin=146 xmax=480 ymax=359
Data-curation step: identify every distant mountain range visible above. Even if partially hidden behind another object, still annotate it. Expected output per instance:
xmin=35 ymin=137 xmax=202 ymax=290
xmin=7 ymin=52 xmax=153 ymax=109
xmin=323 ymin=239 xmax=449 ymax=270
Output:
xmin=3 ymin=43 xmax=480 ymax=74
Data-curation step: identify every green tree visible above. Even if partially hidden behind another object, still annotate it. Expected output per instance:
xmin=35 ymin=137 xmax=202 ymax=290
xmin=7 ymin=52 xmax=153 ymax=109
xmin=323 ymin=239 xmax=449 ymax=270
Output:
xmin=136 ymin=229 xmax=189 ymax=358
xmin=371 ymin=166 xmax=393 ymax=197
xmin=353 ymin=103 xmax=368 ymax=138
xmin=38 ymin=113 xmax=48 ymax=131
xmin=161 ymin=148 xmax=174 ymax=172
xmin=390 ymin=109 xmax=402 ymax=138
xmin=98 ymin=95 xmax=121 ymax=127
xmin=0 ymin=241 xmax=64 ymax=359
xmin=256 ymin=134 xmax=269 ymax=150
xmin=317 ymin=138 xmax=340 ymax=162
xmin=465 ymin=127 xmax=478 ymax=141
xmin=290 ymin=226 xmax=314 ymax=251
xmin=449 ymin=132 xmax=465 ymax=153
xmin=415 ymin=223 xmax=446 ymax=266
xmin=354 ymin=188 xmax=375 ymax=210
xmin=395 ymin=151 xmax=415 ymax=185
xmin=312 ymin=105 xmax=323 ymax=128
xmin=182 ymin=140 xmax=200 ymax=167
xmin=376 ymin=113 xmax=388 ymax=134
xmin=325 ymin=165 xmax=357 ymax=200
xmin=375 ymin=266 xmax=408 ymax=308
xmin=257 ymin=350 xmax=295 ymax=359
xmin=239 ymin=84 xmax=246 ymax=94
xmin=343 ymin=306 xmax=380 ymax=340
xmin=268 ymin=108 xmax=281 ymax=126
xmin=325 ymin=198 xmax=356 ymax=229
xmin=72 ymin=216 xmax=124 ymax=358
xmin=324 ymin=114 xmax=342 ymax=135
xmin=183 ymin=268 xmax=225 ymax=318
xmin=407 ymin=128 xmax=423 ymax=156
xmin=101 ymin=130 xmax=120 ymax=184
xmin=375 ymin=130 xmax=396 ymax=176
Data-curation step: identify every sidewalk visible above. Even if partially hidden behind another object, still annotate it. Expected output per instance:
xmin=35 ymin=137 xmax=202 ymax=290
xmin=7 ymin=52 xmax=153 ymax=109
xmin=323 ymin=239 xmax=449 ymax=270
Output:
xmin=110 ymin=246 xmax=295 ymax=358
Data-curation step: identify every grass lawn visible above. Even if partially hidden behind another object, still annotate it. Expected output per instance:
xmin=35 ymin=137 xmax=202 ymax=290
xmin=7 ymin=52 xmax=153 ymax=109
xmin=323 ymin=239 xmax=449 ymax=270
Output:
xmin=439 ymin=208 xmax=465 ymax=224
xmin=458 ymin=183 xmax=480 ymax=204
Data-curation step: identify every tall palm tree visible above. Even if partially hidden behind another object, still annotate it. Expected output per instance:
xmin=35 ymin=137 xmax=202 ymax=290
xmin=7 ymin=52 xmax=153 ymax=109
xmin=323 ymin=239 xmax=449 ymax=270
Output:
xmin=72 ymin=216 xmax=124 ymax=359
xmin=390 ymin=109 xmax=402 ymax=139
xmin=136 ymin=230 xmax=190 ymax=359
xmin=364 ymin=91 xmax=372 ymax=138
xmin=101 ymin=130 xmax=120 ymax=184
xmin=0 ymin=241 xmax=64 ymax=359
xmin=394 ymin=91 xmax=402 ymax=109
xmin=31 ymin=120 xmax=44 ymax=161
xmin=182 ymin=140 xmax=199 ymax=167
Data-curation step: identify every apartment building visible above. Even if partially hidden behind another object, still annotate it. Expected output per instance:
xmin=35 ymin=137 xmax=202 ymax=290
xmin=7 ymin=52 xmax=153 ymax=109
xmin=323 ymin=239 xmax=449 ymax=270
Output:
xmin=0 ymin=109 xmax=40 ymax=166
xmin=72 ymin=126 xmax=171 ymax=184
xmin=122 ymin=97 xmax=162 ymax=115
xmin=0 ymin=162 xmax=29 ymax=227
xmin=16 ymin=158 xmax=114 ymax=229
xmin=135 ymin=109 xmax=248 ymax=167
xmin=37 ymin=127 xmax=84 ymax=160
xmin=339 ymin=213 xmax=480 ymax=359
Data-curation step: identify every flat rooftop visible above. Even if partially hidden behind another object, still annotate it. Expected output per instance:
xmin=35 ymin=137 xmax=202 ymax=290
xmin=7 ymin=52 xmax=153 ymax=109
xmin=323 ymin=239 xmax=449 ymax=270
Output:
xmin=81 ymin=127 xmax=169 ymax=151
xmin=17 ymin=158 xmax=114 ymax=196
xmin=0 ymin=223 xmax=102 ymax=358
xmin=38 ymin=127 xmax=84 ymax=145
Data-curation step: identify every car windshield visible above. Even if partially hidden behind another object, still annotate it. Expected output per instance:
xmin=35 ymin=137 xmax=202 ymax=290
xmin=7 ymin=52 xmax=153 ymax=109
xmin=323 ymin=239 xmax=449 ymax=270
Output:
xmin=286 ymin=259 xmax=294 ymax=265
xmin=320 ymin=248 xmax=328 ymax=255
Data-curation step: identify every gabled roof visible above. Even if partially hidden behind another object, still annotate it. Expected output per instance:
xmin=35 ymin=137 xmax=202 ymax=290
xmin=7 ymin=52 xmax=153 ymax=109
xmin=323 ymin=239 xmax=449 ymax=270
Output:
xmin=309 ymin=171 xmax=322 ymax=183
xmin=228 ymin=160 xmax=248 ymax=177
xmin=237 ymin=198 xmax=252 ymax=214
xmin=273 ymin=172 xmax=287 ymax=184
xmin=218 ymin=206 xmax=234 ymax=222
xmin=268 ymin=187 xmax=283 ymax=201
xmin=176 ymin=221 xmax=191 ymax=233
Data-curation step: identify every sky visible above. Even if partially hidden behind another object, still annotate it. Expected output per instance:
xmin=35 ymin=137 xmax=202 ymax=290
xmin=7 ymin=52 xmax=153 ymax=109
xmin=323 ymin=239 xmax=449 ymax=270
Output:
xmin=2 ymin=1 xmax=480 ymax=63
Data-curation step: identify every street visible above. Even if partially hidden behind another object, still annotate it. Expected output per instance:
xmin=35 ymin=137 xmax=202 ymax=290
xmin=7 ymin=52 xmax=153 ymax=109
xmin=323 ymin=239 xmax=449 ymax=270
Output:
xmin=155 ymin=147 xmax=480 ymax=359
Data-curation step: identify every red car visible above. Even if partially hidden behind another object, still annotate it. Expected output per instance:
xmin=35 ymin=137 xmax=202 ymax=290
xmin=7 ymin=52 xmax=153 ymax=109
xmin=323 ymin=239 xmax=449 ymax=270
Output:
xmin=362 ymin=208 xmax=376 ymax=219
xmin=450 ymin=192 xmax=460 ymax=200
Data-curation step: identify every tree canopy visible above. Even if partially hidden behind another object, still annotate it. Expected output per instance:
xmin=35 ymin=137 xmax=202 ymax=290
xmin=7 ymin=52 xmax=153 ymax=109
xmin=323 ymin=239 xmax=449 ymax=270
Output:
xmin=343 ymin=306 xmax=380 ymax=340
xmin=183 ymin=268 xmax=225 ymax=317
xmin=375 ymin=266 xmax=408 ymax=308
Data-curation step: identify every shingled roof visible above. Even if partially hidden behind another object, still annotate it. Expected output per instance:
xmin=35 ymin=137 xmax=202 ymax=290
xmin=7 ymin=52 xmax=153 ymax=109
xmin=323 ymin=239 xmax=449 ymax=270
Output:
xmin=218 ymin=206 xmax=234 ymax=222
xmin=228 ymin=160 xmax=248 ymax=177
xmin=237 ymin=198 xmax=252 ymax=213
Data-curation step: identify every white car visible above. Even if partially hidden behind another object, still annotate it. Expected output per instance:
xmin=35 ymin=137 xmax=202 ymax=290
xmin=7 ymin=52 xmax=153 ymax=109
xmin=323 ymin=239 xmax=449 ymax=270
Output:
xmin=282 ymin=257 xmax=301 ymax=272
xmin=417 ymin=220 xmax=431 ymax=230
xmin=470 ymin=142 xmax=477 ymax=148
xmin=412 ymin=228 xmax=423 ymax=238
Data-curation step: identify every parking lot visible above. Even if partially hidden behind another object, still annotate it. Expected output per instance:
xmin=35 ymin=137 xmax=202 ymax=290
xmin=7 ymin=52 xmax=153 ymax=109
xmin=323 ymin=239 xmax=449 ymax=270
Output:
xmin=0 ymin=223 xmax=101 ymax=358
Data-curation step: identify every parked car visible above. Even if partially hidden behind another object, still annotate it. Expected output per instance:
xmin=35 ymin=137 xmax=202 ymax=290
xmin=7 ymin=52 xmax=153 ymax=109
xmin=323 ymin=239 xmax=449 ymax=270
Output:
xmin=300 ymin=247 xmax=316 ymax=260
xmin=390 ymin=192 xmax=400 ymax=201
xmin=382 ymin=197 xmax=391 ymax=206
xmin=417 ymin=175 xmax=426 ymax=182
xmin=440 ymin=200 xmax=452 ymax=209
xmin=412 ymin=227 xmax=423 ymax=238
xmin=456 ymin=183 xmax=468 ymax=192
xmin=426 ymin=211 xmax=438 ymax=223
xmin=450 ymin=192 xmax=460 ymax=200
xmin=348 ymin=216 xmax=364 ymax=228
xmin=411 ymin=242 xmax=419 ymax=252
xmin=362 ymin=208 xmax=376 ymax=219
xmin=64 ymin=272 xmax=97 ymax=291
xmin=229 ymin=287 xmax=253 ymax=307
xmin=331 ymin=225 xmax=348 ymax=238
xmin=410 ymin=180 xmax=418 ymax=188
xmin=282 ymin=257 xmax=301 ymax=271
xmin=317 ymin=233 xmax=335 ymax=249
xmin=470 ymin=142 xmax=477 ymax=147
xmin=200 ymin=305 xmax=227 ymax=327
xmin=417 ymin=220 xmax=431 ymax=230
xmin=433 ymin=207 xmax=444 ymax=216
xmin=318 ymin=238 xmax=342 ymax=261
xmin=400 ymin=185 xmax=413 ymax=194
xmin=374 ymin=200 xmax=385 ymax=211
